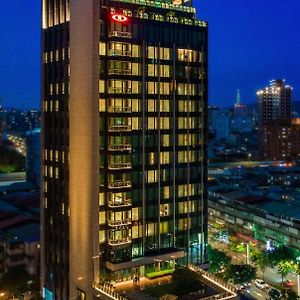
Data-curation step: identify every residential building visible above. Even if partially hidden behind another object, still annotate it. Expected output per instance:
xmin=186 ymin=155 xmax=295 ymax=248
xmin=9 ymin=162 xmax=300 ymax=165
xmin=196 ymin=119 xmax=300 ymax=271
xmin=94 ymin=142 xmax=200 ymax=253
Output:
xmin=261 ymin=118 xmax=300 ymax=160
xmin=257 ymin=79 xmax=292 ymax=125
xmin=42 ymin=0 xmax=208 ymax=299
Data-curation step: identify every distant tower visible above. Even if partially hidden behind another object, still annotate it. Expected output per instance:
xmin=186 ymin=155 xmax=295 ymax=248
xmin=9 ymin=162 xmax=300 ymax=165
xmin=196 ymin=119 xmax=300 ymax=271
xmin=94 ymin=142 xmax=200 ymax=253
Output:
xmin=236 ymin=89 xmax=241 ymax=106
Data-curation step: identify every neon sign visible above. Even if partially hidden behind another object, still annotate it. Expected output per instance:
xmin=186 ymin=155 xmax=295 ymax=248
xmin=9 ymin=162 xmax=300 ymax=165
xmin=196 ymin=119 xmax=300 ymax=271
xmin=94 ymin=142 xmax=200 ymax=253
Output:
xmin=112 ymin=14 xmax=128 ymax=22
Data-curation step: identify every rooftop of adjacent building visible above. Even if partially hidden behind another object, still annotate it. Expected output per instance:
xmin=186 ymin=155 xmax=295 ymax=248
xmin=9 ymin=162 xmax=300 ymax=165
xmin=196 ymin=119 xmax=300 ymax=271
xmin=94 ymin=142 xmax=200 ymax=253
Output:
xmin=257 ymin=79 xmax=293 ymax=95
xmin=3 ymin=222 xmax=40 ymax=244
xmin=208 ymin=161 xmax=300 ymax=221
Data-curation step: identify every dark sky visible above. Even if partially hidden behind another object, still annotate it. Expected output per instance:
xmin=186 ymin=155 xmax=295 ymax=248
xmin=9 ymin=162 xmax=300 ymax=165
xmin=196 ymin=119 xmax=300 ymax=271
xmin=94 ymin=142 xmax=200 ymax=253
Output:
xmin=0 ymin=0 xmax=299 ymax=109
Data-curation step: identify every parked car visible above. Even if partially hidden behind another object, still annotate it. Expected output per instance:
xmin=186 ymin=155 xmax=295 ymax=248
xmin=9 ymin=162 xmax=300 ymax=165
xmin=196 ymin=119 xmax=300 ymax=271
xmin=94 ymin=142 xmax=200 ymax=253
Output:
xmin=268 ymin=287 xmax=282 ymax=299
xmin=255 ymin=279 xmax=268 ymax=289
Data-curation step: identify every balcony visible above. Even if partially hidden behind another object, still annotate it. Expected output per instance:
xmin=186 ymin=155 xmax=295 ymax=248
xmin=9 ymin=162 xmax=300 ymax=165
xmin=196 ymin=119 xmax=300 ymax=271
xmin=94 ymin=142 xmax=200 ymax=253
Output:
xmin=108 ymin=181 xmax=132 ymax=189
xmin=108 ymin=87 xmax=132 ymax=94
xmin=108 ymin=219 xmax=131 ymax=227
xmin=108 ymin=106 xmax=131 ymax=113
xmin=108 ymin=162 xmax=132 ymax=170
xmin=109 ymin=31 xmax=132 ymax=38
xmin=108 ymin=237 xmax=132 ymax=246
xmin=108 ymin=199 xmax=132 ymax=208
xmin=108 ymin=49 xmax=131 ymax=57
xmin=108 ymin=125 xmax=131 ymax=132
xmin=108 ymin=69 xmax=131 ymax=76
xmin=108 ymin=144 xmax=132 ymax=152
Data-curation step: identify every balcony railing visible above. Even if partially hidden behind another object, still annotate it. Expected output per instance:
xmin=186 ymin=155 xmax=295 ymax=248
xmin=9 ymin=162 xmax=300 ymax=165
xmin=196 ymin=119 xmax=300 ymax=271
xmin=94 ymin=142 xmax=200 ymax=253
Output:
xmin=108 ymin=49 xmax=131 ymax=57
xmin=108 ymin=144 xmax=132 ymax=151
xmin=108 ymin=162 xmax=132 ymax=170
xmin=108 ymin=199 xmax=132 ymax=208
xmin=108 ymin=87 xmax=132 ymax=94
xmin=108 ymin=181 xmax=132 ymax=189
xmin=108 ymin=106 xmax=131 ymax=113
xmin=108 ymin=31 xmax=132 ymax=38
xmin=108 ymin=125 xmax=131 ymax=132
xmin=108 ymin=237 xmax=132 ymax=246
xmin=108 ymin=69 xmax=131 ymax=75
xmin=108 ymin=219 xmax=131 ymax=227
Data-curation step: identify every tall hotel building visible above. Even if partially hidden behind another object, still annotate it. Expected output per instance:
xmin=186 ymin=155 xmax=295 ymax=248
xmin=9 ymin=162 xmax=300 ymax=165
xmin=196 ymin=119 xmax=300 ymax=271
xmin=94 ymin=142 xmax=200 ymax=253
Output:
xmin=257 ymin=79 xmax=292 ymax=125
xmin=41 ymin=0 xmax=208 ymax=298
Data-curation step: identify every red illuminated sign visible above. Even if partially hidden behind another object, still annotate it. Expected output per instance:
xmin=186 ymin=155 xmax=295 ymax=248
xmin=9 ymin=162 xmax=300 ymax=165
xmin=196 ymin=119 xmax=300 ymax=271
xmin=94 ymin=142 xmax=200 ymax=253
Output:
xmin=112 ymin=14 xmax=128 ymax=22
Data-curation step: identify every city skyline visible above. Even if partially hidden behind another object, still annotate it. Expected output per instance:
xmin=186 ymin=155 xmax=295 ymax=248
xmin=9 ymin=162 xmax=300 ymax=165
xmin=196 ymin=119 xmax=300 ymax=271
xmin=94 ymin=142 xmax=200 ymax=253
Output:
xmin=0 ymin=0 xmax=300 ymax=109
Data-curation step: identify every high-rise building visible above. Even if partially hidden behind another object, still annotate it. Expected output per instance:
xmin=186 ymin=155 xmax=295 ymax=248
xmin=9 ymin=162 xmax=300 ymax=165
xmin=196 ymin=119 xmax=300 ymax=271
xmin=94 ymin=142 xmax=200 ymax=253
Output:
xmin=257 ymin=80 xmax=293 ymax=159
xmin=211 ymin=110 xmax=230 ymax=139
xmin=42 ymin=0 xmax=208 ymax=299
xmin=257 ymin=79 xmax=292 ymax=125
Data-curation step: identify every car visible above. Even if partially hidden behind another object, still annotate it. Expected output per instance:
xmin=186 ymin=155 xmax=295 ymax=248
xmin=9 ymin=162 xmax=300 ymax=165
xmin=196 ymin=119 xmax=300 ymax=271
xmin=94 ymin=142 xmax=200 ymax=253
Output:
xmin=268 ymin=287 xmax=282 ymax=299
xmin=255 ymin=279 xmax=268 ymax=289
xmin=283 ymin=280 xmax=295 ymax=288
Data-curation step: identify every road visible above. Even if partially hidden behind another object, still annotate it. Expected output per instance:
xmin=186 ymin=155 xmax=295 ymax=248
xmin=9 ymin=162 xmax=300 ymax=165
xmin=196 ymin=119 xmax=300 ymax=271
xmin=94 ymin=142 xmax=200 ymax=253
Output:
xmin=210 ymin=240 xmax=299 ymax=297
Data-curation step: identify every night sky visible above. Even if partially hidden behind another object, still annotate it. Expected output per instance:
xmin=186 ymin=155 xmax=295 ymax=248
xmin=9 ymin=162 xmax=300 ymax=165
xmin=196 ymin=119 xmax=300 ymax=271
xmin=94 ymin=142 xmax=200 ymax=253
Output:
xmin=0 ymin=0 xmax=299 ymax=109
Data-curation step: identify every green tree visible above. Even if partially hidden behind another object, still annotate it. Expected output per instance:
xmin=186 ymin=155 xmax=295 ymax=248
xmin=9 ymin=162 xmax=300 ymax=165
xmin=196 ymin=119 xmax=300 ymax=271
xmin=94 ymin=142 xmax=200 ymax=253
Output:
xmin=277 ymin=260 xmax=293 ymax=284
xmin=207 ymin=246 xmax=231 ymax=273
xmin=251 ymin=250 xmax=269 ymax=279
xmin=268 ymin=245 xmax=296 ymax=267
xmin=224 ymin=264 xmax=256 ymax=285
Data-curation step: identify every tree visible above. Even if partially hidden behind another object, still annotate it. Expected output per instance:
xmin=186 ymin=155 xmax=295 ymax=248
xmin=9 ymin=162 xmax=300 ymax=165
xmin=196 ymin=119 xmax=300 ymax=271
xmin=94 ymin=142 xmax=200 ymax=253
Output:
xmin=207 ymin=246 xmax=231 ymax=273
xmin=277 ymin=260 xmax=293 ymax=284
xmin=224 ymin=264 xmax=256 ymax=285
xmin=268 ymin=245 xmax=296 ymax=267
xmin=251 ymin=250 xmax=269 ymax=279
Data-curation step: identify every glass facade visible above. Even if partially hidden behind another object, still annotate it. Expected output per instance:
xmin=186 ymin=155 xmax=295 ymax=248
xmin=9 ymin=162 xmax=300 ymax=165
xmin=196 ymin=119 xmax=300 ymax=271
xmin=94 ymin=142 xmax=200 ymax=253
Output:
xmin=98 ymin=0 xmax=208 ymax=281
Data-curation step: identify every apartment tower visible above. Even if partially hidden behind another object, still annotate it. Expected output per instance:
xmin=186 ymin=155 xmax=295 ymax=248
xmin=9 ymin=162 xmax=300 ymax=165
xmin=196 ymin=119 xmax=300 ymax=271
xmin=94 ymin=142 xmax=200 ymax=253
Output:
xmin=41 ymin=0 xmax=208 ymax=298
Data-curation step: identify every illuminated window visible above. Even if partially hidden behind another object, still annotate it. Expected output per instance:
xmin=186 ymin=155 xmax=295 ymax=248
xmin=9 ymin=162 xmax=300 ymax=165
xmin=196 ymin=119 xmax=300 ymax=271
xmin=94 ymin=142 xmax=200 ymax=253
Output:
xmin=163 ymin=186 xmax=170 ymax=198
xmin=99 ymin=193 xmax=105 ymax=206
xmin=148 ymin=46 xmax=155 ymax=59
xmin=147 ymin=223 xmax=155 ymax=236
xmin=132 ymin=208 xmax=139 ymax=220
xmin=132 ymin=63 xmax=139 ymax=75
xmin=162 ymin=135 xmax=170 ymax=147
xmin=149 ymin=152 xmax=155 ymax=165
xmin=132 ymin=45 xmax=140 ymax=57
xmin=99 ymin=99 xmax=106 ymax=112
xmin=148 ymin=99 xmax=155 ymax=112
xmin=160 ymin=204 xmax=169 ymax=216
xmin=99 ymin=80 xmax=105 ymax=93
xmin=99 ymin=211 xmax=106 ymax=224
xmin=160 ymin=152 xmax=170 ymax=164
xmin=132 ymin=117 xmax=140 ymax=130
xmin=99 ymin=230 xmax=105 ymax=243
xmin=147 ymin=170 xmax=157 ymax=183
xmin=99 ymin=42 xmax=106 ymax=55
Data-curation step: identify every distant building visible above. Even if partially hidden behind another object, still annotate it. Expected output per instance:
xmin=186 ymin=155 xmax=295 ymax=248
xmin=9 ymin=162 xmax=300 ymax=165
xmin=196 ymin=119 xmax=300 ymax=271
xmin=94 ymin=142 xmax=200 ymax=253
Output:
xmin=257 ymin=80 xmax=294 ymax=159
xmin=26 ymin=128 xmax=41 ymax=188
xmin=209 ymin=191 xmax=300 ymax=254
xmin=0 ymin=223 xmax=40 ymax=275
xmin=262 ymin=118 xmax=300 ymax=160
xmin=257 ymin=79 xmax=292 ymax=125
xmin=212 ymin=110 xmax=230 ymax=139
